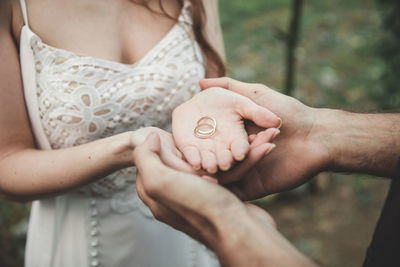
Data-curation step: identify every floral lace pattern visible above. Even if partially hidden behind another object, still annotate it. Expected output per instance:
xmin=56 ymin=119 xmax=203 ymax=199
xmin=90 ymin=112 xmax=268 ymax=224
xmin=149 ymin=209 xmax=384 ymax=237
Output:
xmin=29 ymin=2 xmax=205 ymax=212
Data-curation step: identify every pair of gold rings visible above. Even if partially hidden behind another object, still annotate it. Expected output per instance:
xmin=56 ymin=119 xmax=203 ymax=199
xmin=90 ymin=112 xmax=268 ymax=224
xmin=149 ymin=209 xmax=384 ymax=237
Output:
xmin=194 ymin=116 xmax=217 ymax=139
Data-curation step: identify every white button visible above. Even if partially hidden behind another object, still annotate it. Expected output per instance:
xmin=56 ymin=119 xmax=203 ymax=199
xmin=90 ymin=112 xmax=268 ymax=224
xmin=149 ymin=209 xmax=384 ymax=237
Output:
xmin=91 ymin=249 xmax=98 ymax=257
xmin=126 ymin=78 xmax=132 ymax=83
xmin=156 ymin=105 xmax=163 ymax=111
xmin=109 ymin=87 xmax=116 ymax=93
xmin=90 ymin=220 xmax=98 ymax=227
xmin=122 ymin=117 xmax=129 ymax=123
xmin=91 ymin=200 xmax=96 ymax=206
xmin=91 ymin=259 xmax=99 ymax=266
xmin=113 ymin=115 xmax=121 ymax=122
xmin=50 ymin=121 xmax=56 ymax=127
xmin=116 ymin=82 xmax=123 ymax=88
xmin=103 ymin=92 xmax=110 ymax=99
xmin=90 ymin=239 xmax=98 ymax=247
xmin=91 ymin=209 xmax=98 ymax=216
xmin=177 ymin=81 xmax=184 ymax=87
xmin=190 ymin=69 xmax=197 ymax=75
xmin=108 ymin=122 xmax=115 ymax=128
xmin=134 ymin=76 xmax=140 ymax=82
xmin=90 ymin=228 xmax=98 ymax=236
xmin=190 ymin=85 xmax=197 ymax=91
xmin=44 ymin=100 xmax=50 ymax=107
xmin=154 ymin=74 xmax=160 ymax=80
xmin=164 ymin=97 xmax=170 ymax=102
xmin=171 ymin=89 xmax=177 ymax=94
xmin=184 ymin=73 xmax=190 ymax=79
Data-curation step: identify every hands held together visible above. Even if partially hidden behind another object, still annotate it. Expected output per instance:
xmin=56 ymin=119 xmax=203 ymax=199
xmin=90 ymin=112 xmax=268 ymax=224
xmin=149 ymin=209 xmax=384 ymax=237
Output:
xmin=129 ymin=77 xmax=328 ymax=267
xmin=131 ymin=77 xmax=400 ymax=267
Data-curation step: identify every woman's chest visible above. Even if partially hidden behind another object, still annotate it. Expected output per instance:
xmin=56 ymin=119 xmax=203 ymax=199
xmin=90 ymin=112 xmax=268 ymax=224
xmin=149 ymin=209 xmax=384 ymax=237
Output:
xmin=30 ymin=26 xmax=204 ymax=149
xmin=18 ymin=0 xmax=182 ymax=65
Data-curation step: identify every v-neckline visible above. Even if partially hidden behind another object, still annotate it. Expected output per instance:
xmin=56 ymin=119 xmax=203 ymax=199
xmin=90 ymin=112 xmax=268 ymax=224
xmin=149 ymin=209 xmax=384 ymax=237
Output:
xmin=22 ymin=2 xmax=189 ymax=69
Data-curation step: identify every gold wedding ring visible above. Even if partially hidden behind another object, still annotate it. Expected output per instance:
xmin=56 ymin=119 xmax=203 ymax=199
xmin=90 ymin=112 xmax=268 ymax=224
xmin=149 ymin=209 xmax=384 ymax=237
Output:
xmin=194 ymin=116 xmax=217 ymax=139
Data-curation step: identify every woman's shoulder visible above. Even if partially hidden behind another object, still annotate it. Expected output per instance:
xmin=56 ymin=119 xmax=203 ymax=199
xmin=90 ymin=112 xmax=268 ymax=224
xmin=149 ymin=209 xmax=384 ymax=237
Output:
xmin=0 ymin=0 xmax=12 ymax=23
xmin=0 ymin=0 xmax=24 ymax=46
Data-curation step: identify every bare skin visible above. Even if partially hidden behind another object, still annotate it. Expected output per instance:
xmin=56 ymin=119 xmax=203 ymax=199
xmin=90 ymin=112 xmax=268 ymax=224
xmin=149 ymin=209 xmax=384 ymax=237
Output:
xmin=134 ymin=78 xmax=400 ymax=266
xmin=0 ymin=0 xmax=224 ymax=201
xmin=134 ymin=133 xmax=318 ymax=267
xmin=200 ymin=78 xmax=400 ymax=200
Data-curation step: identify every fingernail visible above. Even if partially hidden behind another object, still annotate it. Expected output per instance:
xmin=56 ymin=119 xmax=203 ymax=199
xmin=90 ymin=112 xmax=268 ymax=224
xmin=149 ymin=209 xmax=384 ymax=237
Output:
xmin=277 ymin=119 xmax=283 ymax=129
xmin=236 ymin=154 xmax=245 ymax=161
xmin=193 ymin=165 xmax=201 ymax=171
xmin=220 ymin=165 xmax=231 ymax=171
xmin=273 ymin=129 xmax=281 ymax=138
xmin=265 ymin=144 xmax=276 ymax=155
xmin=208 ymin=168 xmax=218 ymax=174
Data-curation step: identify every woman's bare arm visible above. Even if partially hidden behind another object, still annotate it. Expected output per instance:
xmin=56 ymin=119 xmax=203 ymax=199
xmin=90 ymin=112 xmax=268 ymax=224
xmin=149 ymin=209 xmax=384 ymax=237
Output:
xmin=0 ymin=1 xmax=134 ymax=202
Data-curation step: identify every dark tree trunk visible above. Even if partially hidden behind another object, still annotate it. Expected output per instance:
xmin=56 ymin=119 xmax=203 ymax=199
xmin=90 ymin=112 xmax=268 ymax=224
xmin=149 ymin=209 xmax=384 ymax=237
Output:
xmin=284 ymin=0 xmax=304 ymax=96
xmin=376 ymin=0 xmax=400 ymax=110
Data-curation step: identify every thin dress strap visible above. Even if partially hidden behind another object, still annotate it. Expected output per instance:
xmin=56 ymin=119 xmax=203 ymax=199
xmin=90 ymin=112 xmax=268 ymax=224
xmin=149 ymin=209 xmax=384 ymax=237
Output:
xmin=19 ymin=0 xmax=30 ymax=28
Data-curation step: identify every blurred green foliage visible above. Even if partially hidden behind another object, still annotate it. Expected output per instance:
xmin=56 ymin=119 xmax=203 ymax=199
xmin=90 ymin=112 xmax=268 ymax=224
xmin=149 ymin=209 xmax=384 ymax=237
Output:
xmin=0 ymin=199 xmax=30 ymax=267
xmin=219 ymin=0 xmax=399 ymax=111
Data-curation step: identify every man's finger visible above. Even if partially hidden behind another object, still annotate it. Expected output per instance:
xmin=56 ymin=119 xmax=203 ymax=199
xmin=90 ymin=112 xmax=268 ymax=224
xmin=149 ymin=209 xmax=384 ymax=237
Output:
xmin=133 ymin=132 xmax=162 ymax=165
xmin=236 ymin=96 xmax=281 ymax=129
xmin=199 ymin=77 xmax=254 ymax=98
xmin=137 ymin=174 xmax=207 ymax=242
xmin=250 ymin=128 xmax=280 ymax=148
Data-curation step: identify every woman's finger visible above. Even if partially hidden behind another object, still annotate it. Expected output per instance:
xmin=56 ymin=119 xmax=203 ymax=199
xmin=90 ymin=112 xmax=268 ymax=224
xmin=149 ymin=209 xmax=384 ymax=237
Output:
xmin=200 ymin=149 xmax=218 ymax=173
xmin=218 ymin=142 xmax=276 ymax=184
xmin=230 ymin=138 xmax=250 ymax=161
xmin=182 ymin=146 xmax=202 ymax=170
xmin=216 ymin=148 xmax=234 ymax=171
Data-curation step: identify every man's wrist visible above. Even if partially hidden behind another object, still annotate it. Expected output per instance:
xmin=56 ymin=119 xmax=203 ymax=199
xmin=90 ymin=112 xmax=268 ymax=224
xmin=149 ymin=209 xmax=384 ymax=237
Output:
xmin=212 ymin=205 xmax=318 ymax=267
xmin=313 ymin=108 xmax=400 ymax=177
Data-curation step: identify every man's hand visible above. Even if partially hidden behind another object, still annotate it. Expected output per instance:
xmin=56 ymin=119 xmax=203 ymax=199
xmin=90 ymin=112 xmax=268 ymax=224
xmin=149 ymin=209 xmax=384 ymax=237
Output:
xmin=133 ymin=133 xmax=317 ymax=267
xmin=199 ymin=78 xmax=331 ymax=200
xmin=200 ymin=77 xmax=400 ymax=201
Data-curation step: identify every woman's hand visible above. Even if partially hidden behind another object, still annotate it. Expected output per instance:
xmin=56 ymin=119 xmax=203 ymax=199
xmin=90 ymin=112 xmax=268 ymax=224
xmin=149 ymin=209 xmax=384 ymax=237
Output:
xmin=199 ymin=78 xmax=329 ymax=201
xmin=131 ymin=127 xmax=194 ymax=174
xmin=172 ymin=87 xmax=281 ymax=173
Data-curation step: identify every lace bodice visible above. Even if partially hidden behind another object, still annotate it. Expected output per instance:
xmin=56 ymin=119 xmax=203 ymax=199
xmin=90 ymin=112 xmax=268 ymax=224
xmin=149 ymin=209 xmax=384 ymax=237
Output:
xmin=28 ymin=2 xmax=205 ymax=199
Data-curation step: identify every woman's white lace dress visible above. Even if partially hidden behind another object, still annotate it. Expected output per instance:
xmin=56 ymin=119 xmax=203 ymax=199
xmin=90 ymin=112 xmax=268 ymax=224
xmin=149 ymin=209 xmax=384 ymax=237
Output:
xmin=19 ymin=0 xmax=220 ymax=266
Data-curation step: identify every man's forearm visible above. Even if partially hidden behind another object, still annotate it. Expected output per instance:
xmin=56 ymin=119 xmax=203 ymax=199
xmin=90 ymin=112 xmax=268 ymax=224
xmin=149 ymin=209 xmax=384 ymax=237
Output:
xmin=315 ymin=109 xmax=400 ymax=178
